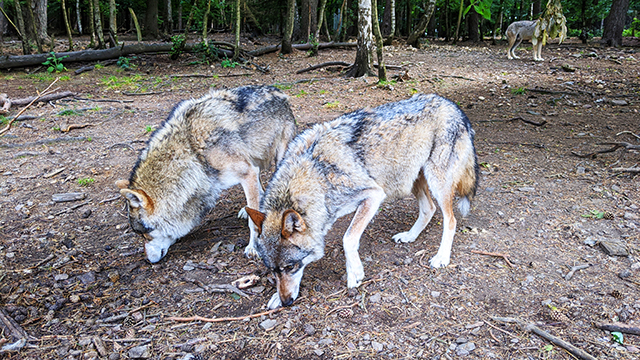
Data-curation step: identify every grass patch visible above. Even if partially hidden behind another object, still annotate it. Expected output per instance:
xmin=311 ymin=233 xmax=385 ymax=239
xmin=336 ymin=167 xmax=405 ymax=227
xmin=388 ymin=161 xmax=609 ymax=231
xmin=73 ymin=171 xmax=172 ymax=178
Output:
xmin=100 ymin=74 xmax=143 ymax=90
xmin=323 ymin=101 xmax=340 ymax=109
xmin=510 ymin=87 xmax=526 ymax=95
xmin=77 ymin=178 xmax=95 ymax=186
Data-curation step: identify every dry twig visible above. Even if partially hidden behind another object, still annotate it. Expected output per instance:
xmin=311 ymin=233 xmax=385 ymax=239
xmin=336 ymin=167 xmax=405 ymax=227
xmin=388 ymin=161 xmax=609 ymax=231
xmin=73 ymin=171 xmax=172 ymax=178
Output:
xmin=168 ymin=308 xmax=281 ymax=323
xmin=492 ymin=316 xmax=597 ymax=360
xmin=0 ymin=78 xmax=60 ymax=137
xmin=572 ymin=142 xmax=640 ymax=158
xmin=596 ymin=322 xmax=640 ymax=335
xmin=471 ymin=250 xmax=514 ymax=267
xmin=477 ymin=117 xmax=547 ymax=127
xmin=564 ymin=264 xmax=591 ymax=280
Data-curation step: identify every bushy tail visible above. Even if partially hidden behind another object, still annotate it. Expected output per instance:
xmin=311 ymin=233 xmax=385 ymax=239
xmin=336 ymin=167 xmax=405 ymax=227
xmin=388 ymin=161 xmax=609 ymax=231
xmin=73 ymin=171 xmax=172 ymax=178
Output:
xmin=456 ymin=153 xmax=479 ymax=218
xmin=458 ymin=197 xmax=471 ymax=217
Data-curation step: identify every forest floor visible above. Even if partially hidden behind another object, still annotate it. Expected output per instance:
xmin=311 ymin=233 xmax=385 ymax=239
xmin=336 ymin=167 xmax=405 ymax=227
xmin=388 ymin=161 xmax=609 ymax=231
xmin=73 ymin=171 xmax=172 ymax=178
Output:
xmin=0 ymin=34 xmax=639 ymax=360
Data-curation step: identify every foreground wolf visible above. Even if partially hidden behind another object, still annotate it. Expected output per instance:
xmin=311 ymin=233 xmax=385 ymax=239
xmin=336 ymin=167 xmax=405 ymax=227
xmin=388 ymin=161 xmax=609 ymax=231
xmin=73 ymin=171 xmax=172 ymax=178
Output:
xmin=245 ymin=94 xmax=479 ymax=309
xmin=506 ymin=20 xmax=543 ymax=61
xmin=116 ymin=85 xmax=296 ymax=263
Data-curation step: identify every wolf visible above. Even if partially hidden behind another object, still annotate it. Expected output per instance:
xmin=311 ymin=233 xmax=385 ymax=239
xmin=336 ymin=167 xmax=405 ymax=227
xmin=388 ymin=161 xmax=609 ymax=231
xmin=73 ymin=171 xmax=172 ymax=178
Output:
xmin=115 ymin=85 xmax=296 ymax=263
xmin=506 ymin=20 xmax=543 ymax=61
xmin=245 ymin=93 xmax=479 ymax=309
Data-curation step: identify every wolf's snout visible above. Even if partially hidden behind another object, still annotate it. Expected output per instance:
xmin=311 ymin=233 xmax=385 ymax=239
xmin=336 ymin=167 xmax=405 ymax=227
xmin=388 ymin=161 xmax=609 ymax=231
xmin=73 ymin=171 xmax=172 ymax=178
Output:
xmin=282 ymin=297 xmax=294 ymax=307
xmin=144 ymin=238 xmax=174 ymax=263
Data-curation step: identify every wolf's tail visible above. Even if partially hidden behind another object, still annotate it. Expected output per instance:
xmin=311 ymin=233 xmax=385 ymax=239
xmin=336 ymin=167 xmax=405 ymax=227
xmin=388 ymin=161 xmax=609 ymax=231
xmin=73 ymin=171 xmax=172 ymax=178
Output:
xmin=455 ymin=150 xmax=479 ymax=218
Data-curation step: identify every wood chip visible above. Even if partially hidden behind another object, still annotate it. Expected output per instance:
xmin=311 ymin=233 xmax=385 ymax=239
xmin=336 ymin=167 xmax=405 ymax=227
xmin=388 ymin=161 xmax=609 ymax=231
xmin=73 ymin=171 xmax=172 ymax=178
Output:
xmin=599 ymin=241 xmax=628 ymax=256
xmin=52 ymin=192 xmax=86 ymax=203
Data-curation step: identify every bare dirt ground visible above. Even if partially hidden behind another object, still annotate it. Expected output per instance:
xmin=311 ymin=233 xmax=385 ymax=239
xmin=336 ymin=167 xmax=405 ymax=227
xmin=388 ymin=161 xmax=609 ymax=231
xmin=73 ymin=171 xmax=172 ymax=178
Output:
xmin=1 ymin=34 xmax=639 ymax=360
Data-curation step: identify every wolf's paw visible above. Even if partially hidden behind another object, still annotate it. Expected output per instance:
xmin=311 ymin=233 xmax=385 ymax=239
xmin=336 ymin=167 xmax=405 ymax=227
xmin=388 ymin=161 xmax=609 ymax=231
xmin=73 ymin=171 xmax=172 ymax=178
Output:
xmin=244 ymin=244 xmax=260 ymax=260
xmin=237 ymin=207 xmax=248 ymax=219
xmin=346 ymin=265 xmax=364 ymax=288
xmin=429 ymin=253 xmax=450 ymax=268
xmin=534 ymin=58 xmax=544 ymax=62
xmin=513 ymin=55 xmax=520 ymax=59
xmin=267 ymin=292 xmax=282 ymax=309
xmin=392 ymin=231 xmax=417 ymax=243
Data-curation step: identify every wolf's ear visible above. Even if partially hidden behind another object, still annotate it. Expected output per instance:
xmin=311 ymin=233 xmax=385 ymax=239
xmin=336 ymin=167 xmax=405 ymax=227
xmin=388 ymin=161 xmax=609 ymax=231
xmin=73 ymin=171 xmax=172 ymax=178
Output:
xmin=245 ymin=207 xmax=266 ymax=233
xmin=281 ymin=209 xmax=306 ymax=238
xmin=115 ymin=179 xmax=130 ymax=189
xmin=120 ymin=189 xmax=154 ymax=212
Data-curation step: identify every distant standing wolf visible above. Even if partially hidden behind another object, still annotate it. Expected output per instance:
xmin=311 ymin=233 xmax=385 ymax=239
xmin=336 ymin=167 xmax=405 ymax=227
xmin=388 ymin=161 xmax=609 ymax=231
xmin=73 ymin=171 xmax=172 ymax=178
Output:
xmin=116 ymin=85 xmax=296 ymax=263
xmin=506 ymin=20 xmax=543 ymax=61
xmin=245 ymin=94 xmax=479 ymax=309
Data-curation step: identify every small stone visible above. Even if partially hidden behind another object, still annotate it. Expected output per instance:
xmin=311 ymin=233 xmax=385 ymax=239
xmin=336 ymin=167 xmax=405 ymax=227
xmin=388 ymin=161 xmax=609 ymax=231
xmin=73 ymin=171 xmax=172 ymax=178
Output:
xmin=70 ymin=295 xmax=80 ymax=303
xmin=627 ymin=345 xmax=639 ymax=353
xmin=369 ymin=293 xmax=382 ymax=303
xmin=303 ymin=323 xmax=316 ymax=336
xmin=610 ymin=99 xmax=628 ymax=106
xmin=456 ymin=337 xmax=468 ymax=344
xmin=456 ymin=342 xmax=476 ymax=356
xmin=260 ymin=319 xmax=277 ymax=331
xmin=576 ymin=166 xmax=586 ymax=175
xmin=371 ymin=341 xmax=384 ymax=352
xmin=600 ymin=240 xmax=629 ymax=256
xmin=128 ymin=345 xmax=150 ymax=358
xmin=347 ymin=288 xmax=358 ymax=297
xmin=431 ymin=291 xmax=441 ymax=298
xmin=183 ymin=263 xmax=195 ymax=271
xmin=81 ymin=209 xmax=92 ymax=218
xmin=107 ymin=271 xmax=120 ymax=283
xmin=78 ymin=272 xmax=96 ymax=285
xmin=478 ymin=96 xmax=485 ymax=101
xmin=624 ymin=212 xmax=639 ymax=220
xmin=313 ymin=349 xmax=324 ymax=356
xmin=584 ymin=237 xmax=598 ymax=247
xmin=518 ymin=187 xmax=535 ymax=192
xmin=54 ymin=274 xmax=69 ymax=281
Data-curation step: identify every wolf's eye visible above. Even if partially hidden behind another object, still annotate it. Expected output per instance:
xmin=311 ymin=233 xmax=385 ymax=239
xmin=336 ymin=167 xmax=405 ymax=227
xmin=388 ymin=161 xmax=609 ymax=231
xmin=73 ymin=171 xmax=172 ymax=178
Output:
xmin=282 ymin=264 xmax=295 ymax=273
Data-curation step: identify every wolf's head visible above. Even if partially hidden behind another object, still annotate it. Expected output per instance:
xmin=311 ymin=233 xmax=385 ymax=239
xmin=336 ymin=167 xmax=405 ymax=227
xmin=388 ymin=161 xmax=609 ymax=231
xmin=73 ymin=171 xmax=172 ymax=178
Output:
xmin=245 ymin=207 xmax=321 ymax=309
xmin=116 ymin=178 xmax=207 ymax=263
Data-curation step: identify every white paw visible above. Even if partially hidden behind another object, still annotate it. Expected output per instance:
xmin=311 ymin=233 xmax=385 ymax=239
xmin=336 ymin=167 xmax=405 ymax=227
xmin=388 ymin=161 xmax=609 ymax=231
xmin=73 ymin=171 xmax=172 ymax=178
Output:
xmin=392 ymin=231 xmax=417 ymax=243
xmin=346 ymin=263 xmax=364 ymax=288
xmin=429 ymin=253 xmax=450 ymax=268
xmin=513 ymin=55 xmax=520 ymax=59
xmin=237 ymin=207 xmax=248 ymax=219
xmin=267 ymin=292 xmax=282 ymax=309
xmin=535 ymin=58 xmax=544 ymax=62
xmin=244 ymin=243 xmax=260 ymax=260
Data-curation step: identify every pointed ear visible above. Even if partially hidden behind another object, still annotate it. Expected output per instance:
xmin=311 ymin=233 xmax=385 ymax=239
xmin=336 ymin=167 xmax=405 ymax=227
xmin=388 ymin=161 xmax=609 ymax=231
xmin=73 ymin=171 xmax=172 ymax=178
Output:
xmin=245 ymin=207 xmax=266 ymax=234
xmin=115 ymin=179 xmax=130 ymax=189
xmin=281 ymin=209 xmax=306 ymax=238
xmin=120 ymin=188 xmax=154 ymax=212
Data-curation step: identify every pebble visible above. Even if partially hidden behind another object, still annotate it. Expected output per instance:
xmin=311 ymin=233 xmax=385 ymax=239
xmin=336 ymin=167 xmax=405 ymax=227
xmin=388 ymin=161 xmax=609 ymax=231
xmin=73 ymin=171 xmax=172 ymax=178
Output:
xmin=369 ymin=293 xmax=382 ymax=303
xmin=313 ymin=350 xmax=324 ymax=356
xmin=371 ymin=341 xmax=384 ymax=352
xmin=54 ymin=274 xmax=69 ymax=281
xmin=431 ymin=291 xmax=441 ymax=298
xmin=303 ymin=323 xmax=316 ymax=336
xmin=183 ymin=263 xmax=195 ymax=271
xmin=260 ymin=319 xmax=277 ymax=331
xmin=456 ymin=342 xmax=476 ymax=356
xmin=624 ymin=212 xmax=639 ymax=220
xmin=108 ymin=353 xmax=120 ymax=360
xmin=610 ymin=99 xmax=628 ymax=106
xmin=128 ymin=345 xmax=150 ymax=358
xmin=78 ymin=272 xmax=96 ymax=285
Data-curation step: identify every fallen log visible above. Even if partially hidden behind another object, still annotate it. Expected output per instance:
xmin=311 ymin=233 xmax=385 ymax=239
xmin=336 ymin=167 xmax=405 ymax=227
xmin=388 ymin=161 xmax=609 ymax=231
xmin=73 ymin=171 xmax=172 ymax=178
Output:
xmin=248 ymin=41 xmax=356 ymax=57
xmin=596 ymin=322 xmax=640 ymax=335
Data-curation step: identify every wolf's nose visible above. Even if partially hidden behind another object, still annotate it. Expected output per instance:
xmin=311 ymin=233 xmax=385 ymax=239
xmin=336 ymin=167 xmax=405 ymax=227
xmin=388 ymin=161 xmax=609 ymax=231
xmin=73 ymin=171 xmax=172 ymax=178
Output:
xmin=282 ymin=297 xmax=294 ymax=307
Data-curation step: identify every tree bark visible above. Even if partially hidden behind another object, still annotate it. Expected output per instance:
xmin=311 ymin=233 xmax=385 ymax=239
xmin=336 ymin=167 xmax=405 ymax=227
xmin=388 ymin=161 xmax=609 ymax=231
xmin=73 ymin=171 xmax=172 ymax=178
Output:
xmin=407 ymin=0 xmax=436 ymax=48
xmin=165 ymin=0 xmax=173 ymax=34
xmin=346 ymin=0 xmax=374 ymax=77
xmin=75 ymin=0 xmax=82 ymax=34
xmin=61 ymin=0 xmax=73 ymax=51
xmin=88 ymin=0 xmax=96 ymax=47
xmin=315 ymin=0 xmax=327 ymax=42
xmin=281 ymin=0 xmax=295 ymax=53
xmin=382 ymin=0 xmax=395 ymax=45
xmin=453 ymin=0 xmax=464 ymax=44
xmin=185 ymin=0 xmax=198 ymax=35
xmin=0 ymin=1 xmax=7 ymax=42
xmin=601 ymin=0 xmax=629 ymax=47
xmin=467 ymin=6 xmax=479 ymax=43
xmin=24 ymin=0 xmax=42 ymax=52
xmin=371 ymin=0 xmax=386 ymax=82
xmin=233 ymin=0 xmax=240 ymax=60
xmin=34 ymin=0 xmax=49 ymax=45
xmin=145 ymin=0 xmax=159 ymax=39
xmin=532 ymin=0 xmax=541 ymax=18
xmin=14 ymin=0 xmax=32 ymax=54
xmin=93 ymin=0 xmax=105 ymax=48
xmin=301 ymin=0 xmax=318 ymax=41
xmin=203 ymin=0 xmax=211 ymax=44
xmin=109 ymin=0 xmax=117 ymax=42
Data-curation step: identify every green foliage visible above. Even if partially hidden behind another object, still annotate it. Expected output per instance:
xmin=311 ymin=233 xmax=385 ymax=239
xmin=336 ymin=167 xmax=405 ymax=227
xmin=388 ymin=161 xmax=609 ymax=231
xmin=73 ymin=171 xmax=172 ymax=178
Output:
xmin=144 ymin=125 xmax=154 ymax=133
xmin=323 ymin=101 xmax=340 ymax=109
xmin=42 ymin=52 xmax=68 ymax=73
xmin=77 ymin=178 xmax=95 ymax=186
xmin=221 ymin=57 xmax=239 ymax=68
xmin=582 ymin=209 xmax=605 ymax=219
xmin=117 ymin=57 xmax=132 ymax=70
xmin=170 ymin=34 xmax=187 ymax=60
xmin=612 ymin=332 xmax=624 ymax=345
xmin=273 ymin=83 xmax=292 ymax=90
xmin=0 ymin=115 xmax=8 ymax=125
xmin=58 ymin=109 xmax=81 ymax=116
xmin=464 ymin=0 xmax=492 ymax=21
xmin=535 ymin=0 xmax=567 ymax=46
xmin=193 ymin=42 xmax=220 ymax=64
xmin=100 ymin=75 xmax=142 ymax=90
xmin=623 ymin=18 xmax=640 ymax=37
xmin=510 ymin=87 xmax=526 ymax=95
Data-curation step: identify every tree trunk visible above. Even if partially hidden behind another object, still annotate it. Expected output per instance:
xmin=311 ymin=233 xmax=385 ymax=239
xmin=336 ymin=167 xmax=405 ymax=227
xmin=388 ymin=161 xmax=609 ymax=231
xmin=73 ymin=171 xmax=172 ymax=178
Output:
xmin=371 ymin=0 xmax=386 ymax=82
xmin=346 ymin=0 xmax=374 ymax=77
xmin=34 ymin=0 xmax=49 ymax=45
xmin=145 ymin=0 xmax=159 ymax=38
xmin=0 ymin=1 xmax=6 ymax=42
xmin=382 ymin=0 xmax=395 ymax=45
xmin=580 ymin=0 xmax=588 ymax=43
xmin=281 ymin=0 xmax=295 ymax=53
xmin=178 ymin=1 xmax=182 ymax=32
xmin=444 ymin=0 xmax=449 ymax=41
xmin=301 ymin=0 xmax=318 ymax=41
xmin=88 ymin=0 xmax=96 ymax=47
xmin=109 ymin=0 xmax=117 ymax=42
xmin=453 ymin=0 xmax=464 ymax=44
xmin=407 ymin=0 xmax=436 ymax=48
xmin=129 ymin=8 xmax=142 ymax=42
xmin=467 ymin=6 xmax=479 ymax=43
xmin=24 ymin=0 xmax=42 ymax=52
xmin=60 ymin=0 xmax=73 ymax=50
xmin=75 ymin=0 xmax=82 ymax=34
xmin=233 ymin=0 xmax=240 ymax=60
xmin=532 ymin=0 xmax=541 ymax=18
xmin=601 ymin=0 xmax=628 ymax=47
xmin=93 ymin=0 xmax=105 ymax=48
xmin=336 ymin=0 xmax=347 ymax=41
xmin=165 ymin=0 xmax=173 ymax=34
xmin=185 ymin=0 xmax=198 ymax=34
xmin=203 ymin=0 xmax=211 ymax=44
xmin=315 ymin=0 xmax=327 ymax=42
xmin=14 ymin=0 xmax=32 ymax=54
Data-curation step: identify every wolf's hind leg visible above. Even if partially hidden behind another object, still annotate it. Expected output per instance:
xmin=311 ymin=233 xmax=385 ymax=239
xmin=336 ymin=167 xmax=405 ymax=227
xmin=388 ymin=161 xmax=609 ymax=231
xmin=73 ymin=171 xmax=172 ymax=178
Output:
xmin=428 ymin=189 xmax=457 ymax=268
xmin=511 ymin=37 xmax=523 ymax=59
xmin=393 ymin=173 xmax=436 ymax=243
xmin=240 ymin=165 xmax=263 ymax=259
xmin=343 ymin=187 xmax=386 ymax=288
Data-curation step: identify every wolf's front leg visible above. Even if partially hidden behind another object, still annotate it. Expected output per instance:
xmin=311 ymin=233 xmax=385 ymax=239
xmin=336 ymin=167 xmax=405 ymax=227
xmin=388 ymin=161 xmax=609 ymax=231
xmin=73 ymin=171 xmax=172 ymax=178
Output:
xmin=267 ymin=292 xmax=282 ymax=309
xmin=343 ymin=188 xmax=386 ymax=288
xmin=240 ymin=166 xmax=263 ymax=260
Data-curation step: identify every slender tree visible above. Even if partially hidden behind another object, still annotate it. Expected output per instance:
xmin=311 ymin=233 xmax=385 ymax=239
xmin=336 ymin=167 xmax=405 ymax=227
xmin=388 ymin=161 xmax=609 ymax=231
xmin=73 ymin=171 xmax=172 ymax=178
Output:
xmin=281 ymin=0 xmax=295 ymax=53
xmin=382 ymin=0 xmax=395 ymax=45
xmin=60 ymin=0 xmax=73 ymax=50
xmin=407 ymin=0 xmax=437 ymax=48
xmin=14 ymin=0 xmax=32 ymax=54
xmin=24 ymin=0 xmax=43 ymax=52
xmin=0 ymin=1 xmax=6 ymax=42
xmin=601 ymin=0 xmax=629 ymax=47
xmin=165 ymin=0 xmax=173 ymax=34
xmin=315 ymin=0 xmax=327 ymax=42
xmin=467 ymin=6 xmax=479 ymax=42
xmin=145 ymin=0 xmax=159 ymax=38
xmin=88 ymin=0 xmax=96 ymax=47
xmin=203 ymin=0 xmax=211 ymax=44
xmin=453 ymin=0 xmax=464 ymax=44
xmin=75 ymin=0 xmax=82 ymax=34
xmin=346 ymin=0 xmax=374 ymax=77
xmin=109 ymin=0 xmax=117 ymax=43
xmin=233 ymin=0 xmax=240 ymax=60
xmin=34 ymin=0 xmax=49 ymax=45
xmin=371 ymin=0 xmax=386 ymax=82
xmin=93 ymin=0 xmax=105 ymax=48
